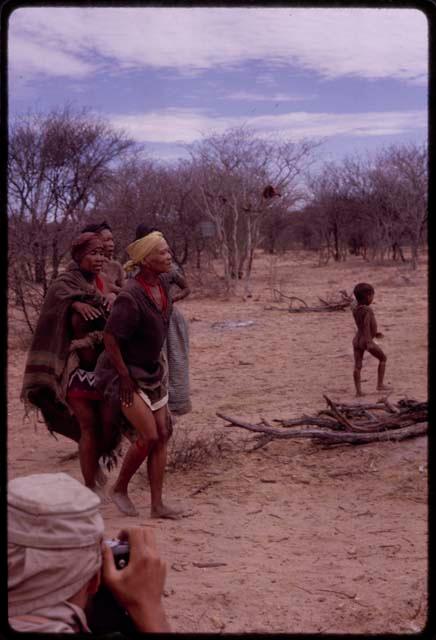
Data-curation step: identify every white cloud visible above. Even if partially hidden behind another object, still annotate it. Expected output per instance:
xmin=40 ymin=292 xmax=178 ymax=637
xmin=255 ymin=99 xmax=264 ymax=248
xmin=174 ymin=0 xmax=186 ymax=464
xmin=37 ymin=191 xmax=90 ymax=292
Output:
xmin=223 ymin=91 xmax=316 ymax=102
xmin=9 ymin=35 xmax=95 ymax=78
xmin=252 ymin=110 xmax=427 ymax=140
xmin=108 ymin=109 xmax=220 ymax=144
xmin=9 ymin=7 xmax=427 ymax=83
xmin=107 ymin=108 xmax=427 ymax=145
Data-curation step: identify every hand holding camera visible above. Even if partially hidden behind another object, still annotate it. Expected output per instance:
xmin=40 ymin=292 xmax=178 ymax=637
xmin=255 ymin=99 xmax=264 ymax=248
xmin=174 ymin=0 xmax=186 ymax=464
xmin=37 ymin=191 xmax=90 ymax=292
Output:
xmin=102 ymin=526 xmax=170 ymax=633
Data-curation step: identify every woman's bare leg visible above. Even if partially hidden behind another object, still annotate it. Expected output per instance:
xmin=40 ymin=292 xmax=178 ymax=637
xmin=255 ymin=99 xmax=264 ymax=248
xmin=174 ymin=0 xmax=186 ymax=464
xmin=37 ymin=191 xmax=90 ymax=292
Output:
xmin=94 ymin=402 xmax=119 ymax=487
xmin=111 ymin=443 xmax=148 ymax=516
xmin=110 ymin=392 xmax=158 ymax=516
xmin=149 ymin=406 xmax=181 ymax=519
xmin=67 ymin=398 xmax=108 ymax=501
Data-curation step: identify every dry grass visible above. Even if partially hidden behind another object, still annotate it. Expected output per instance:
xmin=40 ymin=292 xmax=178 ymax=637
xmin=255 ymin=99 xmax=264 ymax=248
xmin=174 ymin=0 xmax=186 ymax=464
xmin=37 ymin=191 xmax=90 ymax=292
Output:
xmin=166 ymin=425 xmax=239 ymax=472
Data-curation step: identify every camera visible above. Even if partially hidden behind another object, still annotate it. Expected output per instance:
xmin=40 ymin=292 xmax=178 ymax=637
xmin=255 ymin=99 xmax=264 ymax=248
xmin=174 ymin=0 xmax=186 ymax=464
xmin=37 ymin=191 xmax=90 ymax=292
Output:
xmin=86 ymin=539 xmax=135 ymax=634
xmin=106 ymin=538 xmax=130 ymax=569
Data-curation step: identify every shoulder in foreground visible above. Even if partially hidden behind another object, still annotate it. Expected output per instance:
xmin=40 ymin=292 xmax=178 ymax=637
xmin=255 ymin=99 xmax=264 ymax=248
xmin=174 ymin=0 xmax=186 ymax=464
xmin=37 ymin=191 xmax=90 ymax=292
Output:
xmin=119 ymin=278 xmax=140 ymax=295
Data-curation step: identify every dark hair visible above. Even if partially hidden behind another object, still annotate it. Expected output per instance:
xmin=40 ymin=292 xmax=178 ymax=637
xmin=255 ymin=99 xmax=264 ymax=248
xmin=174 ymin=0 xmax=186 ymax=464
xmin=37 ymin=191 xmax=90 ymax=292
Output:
xmin=135 ymin=223 xmax=160 ymax=240
xmin=81 ymin=221 xmax=112 ymax=234
xmin=353 ymin=282 xmax=374 ymax=304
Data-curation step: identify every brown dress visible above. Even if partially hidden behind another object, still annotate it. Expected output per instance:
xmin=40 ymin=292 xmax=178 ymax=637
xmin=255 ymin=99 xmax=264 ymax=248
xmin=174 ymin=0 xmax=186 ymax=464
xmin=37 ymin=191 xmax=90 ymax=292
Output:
xmin=94 ymin=276 xmax=172 ymax=436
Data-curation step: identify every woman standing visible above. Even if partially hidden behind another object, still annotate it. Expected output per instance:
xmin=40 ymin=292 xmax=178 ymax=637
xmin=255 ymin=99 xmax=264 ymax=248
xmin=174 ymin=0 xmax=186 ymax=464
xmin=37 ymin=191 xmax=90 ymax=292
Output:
xmin=81 ymin=221 xmax=125 ymax=302
xmin=135 ymin=223 xmax=192 ymax=416
xmin=95 ymin=231 xmax=180 ymax=518
xmin=21 ymin=233 xmax=116 ymax=497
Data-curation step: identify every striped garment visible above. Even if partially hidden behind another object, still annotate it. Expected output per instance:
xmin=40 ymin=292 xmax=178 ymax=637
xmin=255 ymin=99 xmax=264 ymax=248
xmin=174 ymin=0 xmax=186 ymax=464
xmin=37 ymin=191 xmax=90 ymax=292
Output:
xmin=166 ymin=304 xmax=191 ymax=415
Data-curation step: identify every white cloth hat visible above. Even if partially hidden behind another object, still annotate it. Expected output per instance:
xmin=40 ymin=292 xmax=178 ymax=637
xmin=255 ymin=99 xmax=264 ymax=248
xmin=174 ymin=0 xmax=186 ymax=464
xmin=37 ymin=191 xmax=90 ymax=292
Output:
xmin=8 ymin=473 xmax=104 ymax=616
xmin=8 ymin=472 xmax=103 ymax=548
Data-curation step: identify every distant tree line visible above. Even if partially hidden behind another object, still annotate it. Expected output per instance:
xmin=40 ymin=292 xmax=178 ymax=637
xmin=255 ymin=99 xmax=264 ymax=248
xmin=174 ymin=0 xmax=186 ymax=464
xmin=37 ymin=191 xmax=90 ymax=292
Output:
xmin=8 ymin=107 xmax=427 ymax=330
xmin=289 ymin=145 xmax=427 ymax=269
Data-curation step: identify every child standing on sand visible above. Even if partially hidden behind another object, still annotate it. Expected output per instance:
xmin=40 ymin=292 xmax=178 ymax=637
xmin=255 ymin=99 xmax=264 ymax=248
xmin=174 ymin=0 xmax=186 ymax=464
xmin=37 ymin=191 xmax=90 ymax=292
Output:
xmin=352 ymin=282 xmax=390 ymax=397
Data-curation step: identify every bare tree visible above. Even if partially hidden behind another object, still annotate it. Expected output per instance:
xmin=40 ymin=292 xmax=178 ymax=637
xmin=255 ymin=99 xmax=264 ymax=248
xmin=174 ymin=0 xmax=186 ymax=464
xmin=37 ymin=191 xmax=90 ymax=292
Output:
xmin=304 ymin=143 xmax=427 ymax=267
xmin=8 ymin=107 xmax=133 ymax=329
xmin=187 ymin=127 xmax=318 ymax=294
xmin=93 ymin=157 xmax=207 ymax=267
xmin=372 ymin=144 xmax=427 ymax=269
xmin=306 ymin=163 xmax=367 ymax=263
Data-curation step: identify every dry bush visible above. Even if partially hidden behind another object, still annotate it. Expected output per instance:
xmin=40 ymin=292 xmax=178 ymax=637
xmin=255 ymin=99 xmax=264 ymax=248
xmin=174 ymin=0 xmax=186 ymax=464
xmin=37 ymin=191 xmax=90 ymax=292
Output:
xmin=166 ymin=426 xmax=239 ymax=472
xmin=184 ymin=259 xmax=230 ymax=300
xmin=8 ymin=299 xmax=34 ymax=351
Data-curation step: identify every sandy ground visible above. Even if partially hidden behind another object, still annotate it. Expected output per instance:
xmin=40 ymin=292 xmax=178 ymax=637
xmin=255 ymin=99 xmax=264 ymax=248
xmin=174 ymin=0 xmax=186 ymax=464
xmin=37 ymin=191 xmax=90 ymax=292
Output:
xmin=8 ymin=250 xmax=428 ymax=634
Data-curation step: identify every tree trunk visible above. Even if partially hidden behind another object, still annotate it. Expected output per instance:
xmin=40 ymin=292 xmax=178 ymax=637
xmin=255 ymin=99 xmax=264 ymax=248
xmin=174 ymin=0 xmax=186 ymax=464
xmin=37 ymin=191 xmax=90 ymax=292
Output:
xmin=411 ymin=243 xmax=419 ymax=270
xmin=34 ymin=252 xmax=47 ymax=291
xmin=51 ymin=234 xmax=60 ymax=281
xmin=333 ymin=224 xmax=340 ymax=262
xmin=179 ymin=237 xmax=189 ymax=265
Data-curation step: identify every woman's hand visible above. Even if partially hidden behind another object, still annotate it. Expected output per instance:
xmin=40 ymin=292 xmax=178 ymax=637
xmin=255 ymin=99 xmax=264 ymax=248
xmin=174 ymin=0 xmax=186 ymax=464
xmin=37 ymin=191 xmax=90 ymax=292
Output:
xmin=102 ymin=294 xmax=115 ymax=312
xmin=72 ymin=301 xmax=102 ymax=321
xmin=119 ymin=373 xmax=136 ymax=407
xmin=102 ymin=527 xmax=170 ymax=633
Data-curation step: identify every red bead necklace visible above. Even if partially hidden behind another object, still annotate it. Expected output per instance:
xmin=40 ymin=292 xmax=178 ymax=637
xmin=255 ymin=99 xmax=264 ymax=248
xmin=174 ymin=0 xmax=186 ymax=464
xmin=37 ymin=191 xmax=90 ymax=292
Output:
xmin=95 ymin=275 xmax=105 ymax=292
xmin=135 ymin=273 xmax=168 ymax=314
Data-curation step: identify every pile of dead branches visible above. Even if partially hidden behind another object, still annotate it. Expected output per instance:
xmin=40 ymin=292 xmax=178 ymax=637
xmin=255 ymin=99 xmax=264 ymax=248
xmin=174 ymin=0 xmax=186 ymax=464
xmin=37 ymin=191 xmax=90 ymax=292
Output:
xmin=266 ymin=289 xmax=353 ymax=313
xmin=217 ymin=396 xmax=427 ymax=448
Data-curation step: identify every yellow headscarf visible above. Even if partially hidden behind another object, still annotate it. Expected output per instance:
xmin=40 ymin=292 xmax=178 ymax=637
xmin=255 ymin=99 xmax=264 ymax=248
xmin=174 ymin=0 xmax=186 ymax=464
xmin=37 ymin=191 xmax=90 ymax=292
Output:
xmin=124 ymin=231 xmax=164 ymax=273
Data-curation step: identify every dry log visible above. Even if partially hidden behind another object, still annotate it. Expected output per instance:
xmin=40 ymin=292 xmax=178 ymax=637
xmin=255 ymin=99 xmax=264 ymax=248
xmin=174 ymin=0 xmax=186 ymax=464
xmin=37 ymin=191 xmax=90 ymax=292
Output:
xmin=397 ymin=399 xmax=427 ymax=412
xmin=383 ymin=398 xmax=400 ymax=413
xmin=276 ymin=416 xmax=344 ymax=431
xmin=332 ymin=401 xmax=390 ymax=413
xmin=321 ymin=404 xmax=427 ymax=433
xmin=217 ymin=412 xmax=427 ymax=445
xmin=248 ymin=434 xmax=275 ymax=451
xmin=217 ymin=396 xmax=427 ymax=446
xmin=323 ymin=395 xmax=369 ymax=432
xmin=271 ymin=290 xmax=352 ymax=313
xmin=288 ymin=302 xmax=349 ymax=313
xmin=273 ymin=289 xmax=308 ymax=307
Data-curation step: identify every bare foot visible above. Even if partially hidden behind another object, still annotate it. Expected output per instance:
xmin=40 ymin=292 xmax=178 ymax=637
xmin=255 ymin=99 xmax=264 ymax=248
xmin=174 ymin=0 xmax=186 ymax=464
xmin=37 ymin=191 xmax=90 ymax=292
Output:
xmin=377 ymin=384 xmax=393 ymax=392
xmin=111 ymin=489 xmax=139 ymax=516
xmin=151 ymin=504 xmax=182 ymax=520
xmin=89 ymin=485 xmax=110 ymax=504
xmin=96 ymin=465 xmax=107 ymax=488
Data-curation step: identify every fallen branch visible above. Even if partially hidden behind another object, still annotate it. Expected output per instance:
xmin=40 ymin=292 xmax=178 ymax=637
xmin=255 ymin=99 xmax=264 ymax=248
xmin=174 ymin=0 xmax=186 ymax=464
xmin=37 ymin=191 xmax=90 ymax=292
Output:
xmin=269 ymin=290 xmax=353 ymax=313
xmin=323 ymin=395 xmax=366 ymax=432
xmin=290 ymin=291 xmax=352 ymax=313
xmin=276 ymin=415 xmax=343 ymax=431
xmin=317 ymin=587 xmax=357 ymax=600
xmin=248 ymin=434 xmax=275 ymax=451
xmin=216 ymin=397 xmax=427 ymax=446
xmin=273 ymin=289 xmax=308 ymax=307
xmin=218 ymin=414 xmax=427 ymax=444
xmin=190 ymin=481 xmax=219 ymax=497
xmin=288 ymin=302 xmax=350 ymax=313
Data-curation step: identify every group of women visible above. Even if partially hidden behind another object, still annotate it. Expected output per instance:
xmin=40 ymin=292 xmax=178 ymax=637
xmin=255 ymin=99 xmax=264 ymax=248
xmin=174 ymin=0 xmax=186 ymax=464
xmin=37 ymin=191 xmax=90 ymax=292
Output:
xmin=21 ymin=223 xmax=191 ymax=519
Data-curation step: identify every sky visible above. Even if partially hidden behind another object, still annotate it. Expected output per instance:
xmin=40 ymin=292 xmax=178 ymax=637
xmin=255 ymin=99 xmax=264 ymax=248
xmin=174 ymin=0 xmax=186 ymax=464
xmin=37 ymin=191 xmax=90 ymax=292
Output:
xmin=7 ymin=6 xmax=428 ymax=166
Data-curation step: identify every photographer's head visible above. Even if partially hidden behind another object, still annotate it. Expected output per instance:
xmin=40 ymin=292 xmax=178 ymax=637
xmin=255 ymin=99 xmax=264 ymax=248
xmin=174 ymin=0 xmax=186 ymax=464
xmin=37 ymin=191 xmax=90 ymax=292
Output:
xmin=8 ymin=473 xmax=104 ymax=632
